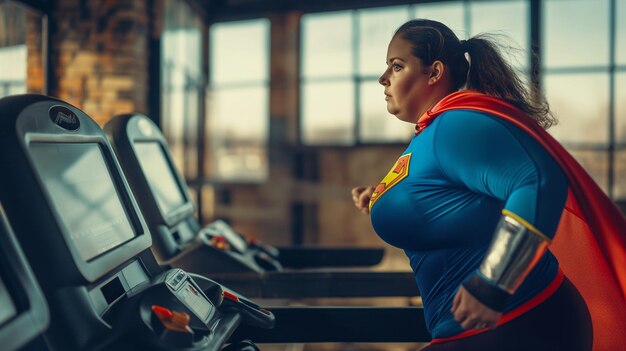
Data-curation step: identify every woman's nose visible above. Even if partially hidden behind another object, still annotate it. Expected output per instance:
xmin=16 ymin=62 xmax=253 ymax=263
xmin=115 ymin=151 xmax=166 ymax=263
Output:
xmin=378 ymin=72 xmax=389 ymax=86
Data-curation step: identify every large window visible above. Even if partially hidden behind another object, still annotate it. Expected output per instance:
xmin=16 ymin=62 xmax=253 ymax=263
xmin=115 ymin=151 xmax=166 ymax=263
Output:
xmin=161 ymin=0 xmax=203 ymax=181
xmin=207 ymin=19 xmax=269 ymax=182
xmin=543 ymin=0 xmax=625 ymax=199
xmin=0 ymin=0 xmax=46 ymax=98
xmin=300 ymin=0 xmax=529 ymax=145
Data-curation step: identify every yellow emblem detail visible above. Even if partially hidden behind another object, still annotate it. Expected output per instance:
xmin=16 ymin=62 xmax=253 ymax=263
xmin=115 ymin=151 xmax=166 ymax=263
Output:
xmin=369 ymin=153 xmax=411 ymax=210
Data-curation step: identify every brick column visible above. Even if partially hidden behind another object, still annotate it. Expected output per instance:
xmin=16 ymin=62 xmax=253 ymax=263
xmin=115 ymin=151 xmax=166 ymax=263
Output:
xmin=26 ymin=10 xmax=45 ymax=94
xmin=49 ymin=0 xmax=151 ymax=126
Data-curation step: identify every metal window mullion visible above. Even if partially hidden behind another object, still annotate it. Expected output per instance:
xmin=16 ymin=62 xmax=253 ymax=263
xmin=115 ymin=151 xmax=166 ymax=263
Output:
xmin=560 ymin=143 xmax=613 ymax=151
xmin=352 ymin=10 xmax=360 ymax=145
xmin=162 ymin=61 xmax=174 ymax=145
xmin=196 ymin=21 xmax=209 ymax=225
xmin=212 ymin=80 xmax=264 ymax=89
xmin=530 ymin=0 xmax=541 ymax=97
xmin=464 ymin=0 xmax=471 ymax=37
xmin=182 ymin=70 xmax=191 ymax=180
xmin=544 ymin=66 xmax=614 ymax=74
xmin=42 ymin=13 xmax=49 ymax=95
xmin=608 ymin=0 xmax=616 ymax=198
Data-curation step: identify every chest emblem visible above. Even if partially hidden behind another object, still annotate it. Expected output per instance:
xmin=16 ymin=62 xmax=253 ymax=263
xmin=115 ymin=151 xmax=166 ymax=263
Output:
xmin=369 ymin=153 xmax=411 ymax=210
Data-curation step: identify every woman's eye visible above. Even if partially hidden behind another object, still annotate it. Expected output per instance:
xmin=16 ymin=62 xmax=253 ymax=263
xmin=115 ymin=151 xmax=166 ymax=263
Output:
xmin=393 ymin=64 xmax=402 ymax=72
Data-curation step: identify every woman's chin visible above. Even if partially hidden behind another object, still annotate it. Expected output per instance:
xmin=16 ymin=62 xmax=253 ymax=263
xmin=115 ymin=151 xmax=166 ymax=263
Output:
xmin=393 ymin=113 xmax=417 ymax=124
xmin=386 ymin=106 xmax=398 ymax=116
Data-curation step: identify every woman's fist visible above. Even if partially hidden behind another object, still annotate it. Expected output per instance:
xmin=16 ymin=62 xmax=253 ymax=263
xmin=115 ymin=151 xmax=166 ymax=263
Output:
xmin=351 ymin=186 xmax=375 ymax=215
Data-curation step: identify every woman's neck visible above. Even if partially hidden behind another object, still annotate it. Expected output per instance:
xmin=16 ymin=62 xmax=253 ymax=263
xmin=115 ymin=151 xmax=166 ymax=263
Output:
xmin=417 ymin=89 xmax=458 ymax=122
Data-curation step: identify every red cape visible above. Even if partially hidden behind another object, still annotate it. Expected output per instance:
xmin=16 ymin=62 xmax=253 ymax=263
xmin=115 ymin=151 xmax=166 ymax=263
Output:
xmin=420 ymin=90 xmax=626 ymax=350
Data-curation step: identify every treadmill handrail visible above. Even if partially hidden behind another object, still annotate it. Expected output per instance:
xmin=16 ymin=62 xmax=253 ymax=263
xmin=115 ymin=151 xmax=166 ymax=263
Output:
xmin=230 ymin=306 xmax=429 ymax=343
xmin=208 ymin=270 xmax=419 ymax=298
xmin=275 ymin=246 xmax=385 ymax=268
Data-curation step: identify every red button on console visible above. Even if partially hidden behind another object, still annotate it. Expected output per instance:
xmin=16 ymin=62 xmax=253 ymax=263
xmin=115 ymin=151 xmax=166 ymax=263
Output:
xmin=222 ymin=290 xmax=240 ymax=302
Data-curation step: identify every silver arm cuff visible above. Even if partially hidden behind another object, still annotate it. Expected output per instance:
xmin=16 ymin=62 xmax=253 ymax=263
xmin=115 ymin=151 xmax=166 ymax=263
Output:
xmin=479 ymin=214 xmax=550 ymax=294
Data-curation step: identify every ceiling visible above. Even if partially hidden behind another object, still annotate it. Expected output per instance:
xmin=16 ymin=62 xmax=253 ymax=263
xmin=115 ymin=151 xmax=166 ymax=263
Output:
xmin=188 ymin=0 xmax=445 ymax=22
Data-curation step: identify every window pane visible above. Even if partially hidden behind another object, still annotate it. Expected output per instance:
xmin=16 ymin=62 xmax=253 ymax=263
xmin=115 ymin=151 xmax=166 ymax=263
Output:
xmin=615 ymin=149 xmax=626 ymax=200
xmin=359 ymin=80 xmax=414 ymax=142
xmin=0 ymin=1 xmax=44 ymax=97
xmin=0 ymin=1 xmax=26 ymax=97
xmin=161 ymin=0 xmax=203 ymax=178
xmin=301 ymin=81 xmax=354 ymax=145
xmin=545 ymin=73 xmax=609 ymax=144
xmin=208 ymin=17 xmax=269 ymax=182
xmin=413 ymin=2 xmax=466 ymax=38
xmin=569 ymin=150 xmax=609 ymax=194
xmin=543 ymin=0 xmax=610 ymax=68
xmin=617 ymin=0 xmax=626 ymax=65
xmin=162 ymin=30 xmax=202 ymax=77
xmin=470 ymin=0 xmax=529 ymax=71
xmin=184 ymin=88 xmax=200 ymax=178
xmin=0 ymin=45 xmax=26 ymax=96
xmin=207 ymin=86 xmax=268 ymax=181
xmin=210 ymin=19 xmax=269 ymax=84
xmin=358 ymin=6 xmax=409 ymax=76
xmin=301 ymin=12 xmax=352 ymax=78
xmin=162 ymin=64 xmax=186 ymax=171
xmin=617 ymin=72 xmax=626 ymax=143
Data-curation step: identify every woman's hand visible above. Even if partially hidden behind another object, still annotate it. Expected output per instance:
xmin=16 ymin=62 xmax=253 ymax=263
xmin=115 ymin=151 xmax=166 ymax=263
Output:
xmin=351 ymin=186 xmax=375 ymax=215
xmin=451 ymin=286 xmax=502 ymax=330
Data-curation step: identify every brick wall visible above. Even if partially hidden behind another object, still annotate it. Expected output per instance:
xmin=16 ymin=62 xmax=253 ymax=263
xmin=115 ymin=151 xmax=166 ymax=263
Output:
xmin=49 ymin=0 xmax=152 ymax=126
xmin=26 ymin=9 xmax=45 ymax=94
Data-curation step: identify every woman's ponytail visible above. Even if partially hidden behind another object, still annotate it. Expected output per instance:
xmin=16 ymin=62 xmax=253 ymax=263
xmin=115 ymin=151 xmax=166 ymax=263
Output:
xmin=395 ymin=20 xmax=556 ymax=129
xmin=465 ymin=35 xmax=556 ymax=129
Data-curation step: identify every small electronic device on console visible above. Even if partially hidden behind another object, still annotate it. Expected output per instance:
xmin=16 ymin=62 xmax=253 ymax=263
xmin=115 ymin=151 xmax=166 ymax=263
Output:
xmin=0 ymin=95 xmax=273 ymax=351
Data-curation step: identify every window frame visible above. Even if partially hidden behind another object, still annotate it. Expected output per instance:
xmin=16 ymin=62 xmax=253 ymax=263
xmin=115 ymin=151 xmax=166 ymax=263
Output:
xmin=298 ymin=0 xmax=532 ymax=146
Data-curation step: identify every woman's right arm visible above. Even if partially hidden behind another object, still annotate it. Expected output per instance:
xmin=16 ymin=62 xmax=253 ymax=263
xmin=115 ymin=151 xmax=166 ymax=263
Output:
xmin=351 ymin=186 xmax=375 ymax=214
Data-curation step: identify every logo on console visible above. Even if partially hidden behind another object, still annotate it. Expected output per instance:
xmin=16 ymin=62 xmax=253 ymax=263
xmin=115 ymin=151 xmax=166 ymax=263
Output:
xmin=49 ymin=106 xmax=80 ymax=131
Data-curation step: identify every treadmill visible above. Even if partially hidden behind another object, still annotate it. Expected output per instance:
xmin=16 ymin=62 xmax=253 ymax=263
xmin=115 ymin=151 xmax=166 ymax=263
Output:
xmin=0 ymin=95 xmax=274 ymax=351
xmin=105 ymin=114 xmax=418 ymax=298
xmin=0 ymin=94 xmax=430 ymax=349
xmin=0 ymin=205 xmax=49 ymax=351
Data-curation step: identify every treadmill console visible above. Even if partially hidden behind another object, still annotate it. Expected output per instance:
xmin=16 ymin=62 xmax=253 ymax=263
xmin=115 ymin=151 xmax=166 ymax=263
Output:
xmin=0 ymin=95 xmax=274 ymax=351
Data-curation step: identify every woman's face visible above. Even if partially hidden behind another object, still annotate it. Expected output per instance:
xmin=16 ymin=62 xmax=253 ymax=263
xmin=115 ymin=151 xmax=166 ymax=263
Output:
xmin=379 ymin=35 xmax=433 ymax=124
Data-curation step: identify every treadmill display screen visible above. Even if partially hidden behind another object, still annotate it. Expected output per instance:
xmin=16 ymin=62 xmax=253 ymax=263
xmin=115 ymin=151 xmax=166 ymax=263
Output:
xmin=29 ymin=143 xmax=136 ymax=261
xmin=0 ymin=277 xmax=16 ymax=325
xmin=133 ymin=142 xmax=187 ymax=217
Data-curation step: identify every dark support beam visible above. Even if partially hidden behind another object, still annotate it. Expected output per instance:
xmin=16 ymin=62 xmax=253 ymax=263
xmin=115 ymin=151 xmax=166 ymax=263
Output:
xmin=147 ymin=0 xmax=161 ymax=127
xmin=16 ymin=0 xmax=51 ymax=13
xmin=195 ymin=0 xmax=459 ymax=22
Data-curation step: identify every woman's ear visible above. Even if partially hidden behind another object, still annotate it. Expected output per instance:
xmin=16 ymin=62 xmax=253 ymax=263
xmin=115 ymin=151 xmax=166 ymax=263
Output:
xmin=428 ymin=60 xmax=445 ymax=85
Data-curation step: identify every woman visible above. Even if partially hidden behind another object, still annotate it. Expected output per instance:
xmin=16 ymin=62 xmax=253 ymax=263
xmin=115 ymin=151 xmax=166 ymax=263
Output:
xmin=352 ymin=19 xmax=626 ymax=350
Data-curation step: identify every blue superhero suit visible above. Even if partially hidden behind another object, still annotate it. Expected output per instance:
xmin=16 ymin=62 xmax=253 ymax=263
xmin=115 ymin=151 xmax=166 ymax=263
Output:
xmin=369 ymin=109 xmax=568 ymax=339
